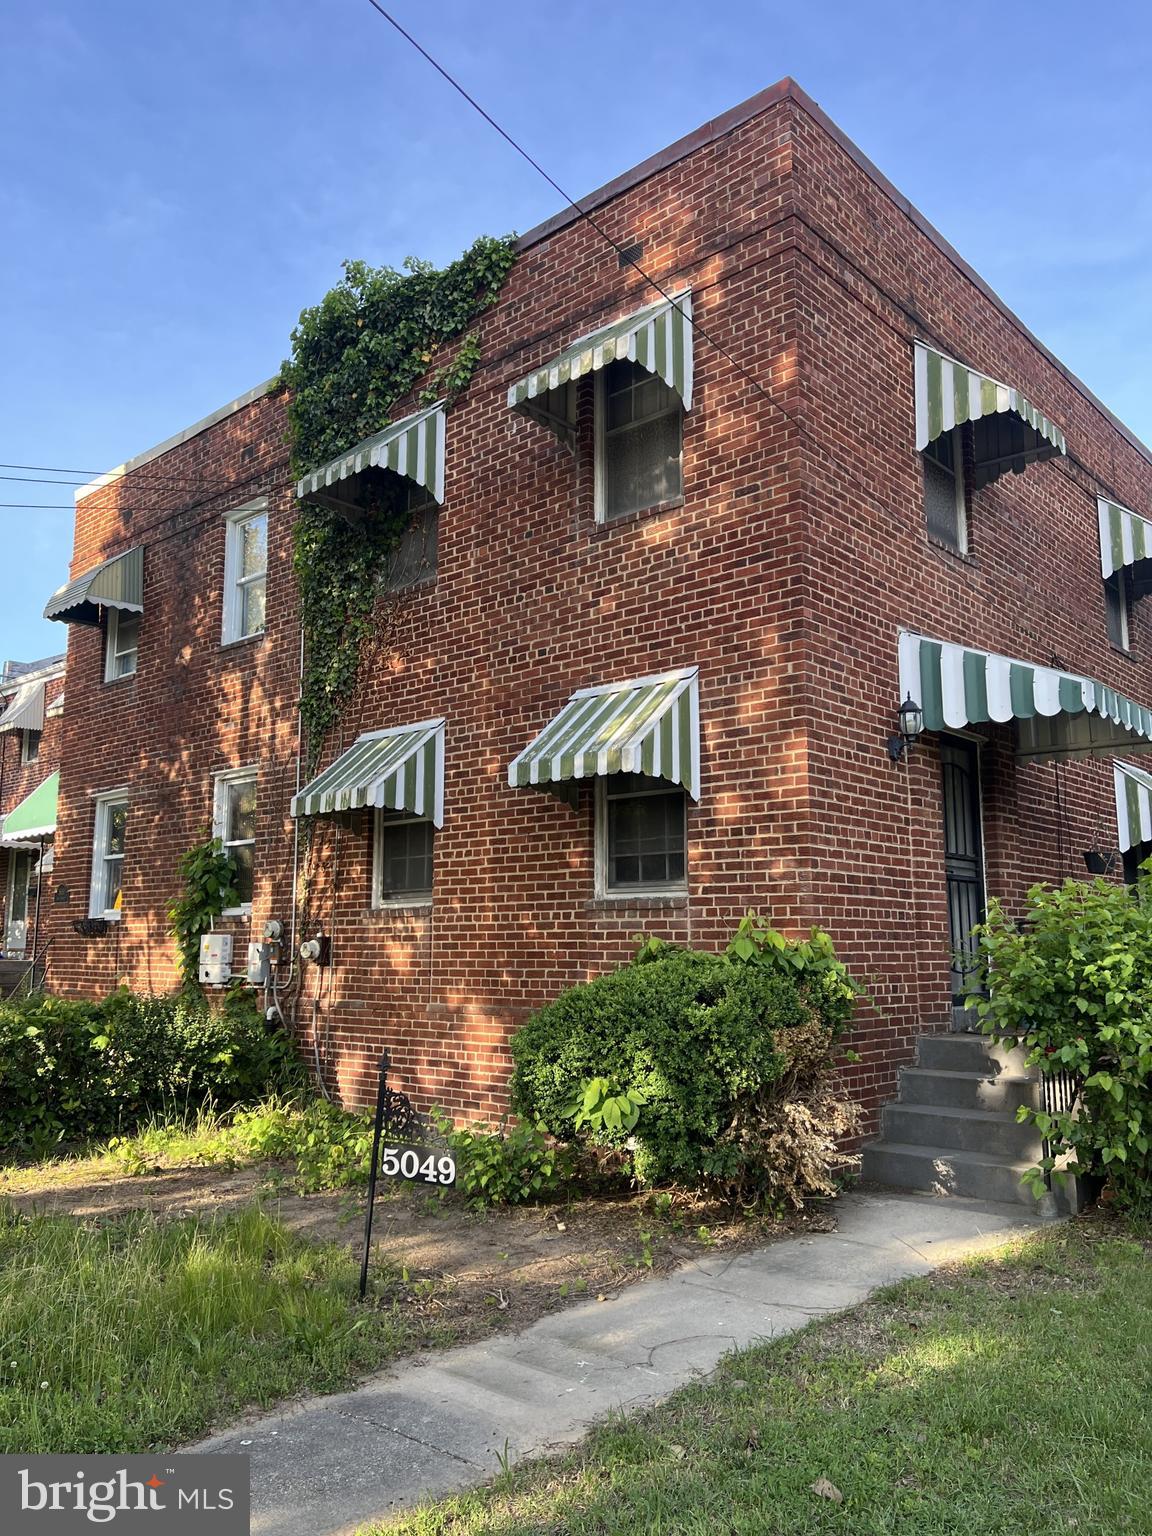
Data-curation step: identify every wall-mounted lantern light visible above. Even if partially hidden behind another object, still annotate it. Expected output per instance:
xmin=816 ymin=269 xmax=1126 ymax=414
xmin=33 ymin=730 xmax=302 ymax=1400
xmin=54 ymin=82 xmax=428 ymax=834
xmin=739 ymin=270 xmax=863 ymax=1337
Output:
xmin=887 ymin=694 xmax=924 ymax=764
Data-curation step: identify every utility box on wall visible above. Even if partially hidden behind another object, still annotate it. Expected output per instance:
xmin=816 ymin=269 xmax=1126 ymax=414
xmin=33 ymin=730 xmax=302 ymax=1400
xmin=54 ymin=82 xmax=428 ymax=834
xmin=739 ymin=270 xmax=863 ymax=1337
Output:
xmin=198 ymin=933 xmax=233 ymax=986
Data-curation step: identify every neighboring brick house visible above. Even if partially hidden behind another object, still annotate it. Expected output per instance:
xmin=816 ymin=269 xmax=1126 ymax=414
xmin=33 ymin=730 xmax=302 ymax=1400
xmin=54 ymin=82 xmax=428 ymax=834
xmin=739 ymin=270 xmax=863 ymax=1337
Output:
xmin=38 ymin=79 xmax=1152 ymax=1142
xmin=0 ymin=652 xmax=65 ymax=985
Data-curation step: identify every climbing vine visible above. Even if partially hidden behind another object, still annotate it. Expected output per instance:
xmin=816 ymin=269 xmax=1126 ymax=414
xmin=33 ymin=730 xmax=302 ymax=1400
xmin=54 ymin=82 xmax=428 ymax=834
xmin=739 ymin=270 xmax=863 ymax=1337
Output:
xmin=280 ymin=238 xmax=518 ymax=767
xmin=167 ymin=836 xmax=241 ymax=993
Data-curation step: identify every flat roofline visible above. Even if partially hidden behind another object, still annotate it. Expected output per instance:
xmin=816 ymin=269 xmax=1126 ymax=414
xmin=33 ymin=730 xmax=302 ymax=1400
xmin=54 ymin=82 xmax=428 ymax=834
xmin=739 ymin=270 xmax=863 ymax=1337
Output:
xmin=75 ymin=376 xmax=280 ymax=503
xmin=517 ymin=76 xmax=1152 ymax=472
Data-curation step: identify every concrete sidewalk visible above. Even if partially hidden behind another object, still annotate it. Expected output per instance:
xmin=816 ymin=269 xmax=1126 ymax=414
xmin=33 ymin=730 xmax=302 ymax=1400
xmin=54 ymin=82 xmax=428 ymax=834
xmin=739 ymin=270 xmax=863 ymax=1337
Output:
xmin=193 ymin=1191 xmax=1044 ymax=1535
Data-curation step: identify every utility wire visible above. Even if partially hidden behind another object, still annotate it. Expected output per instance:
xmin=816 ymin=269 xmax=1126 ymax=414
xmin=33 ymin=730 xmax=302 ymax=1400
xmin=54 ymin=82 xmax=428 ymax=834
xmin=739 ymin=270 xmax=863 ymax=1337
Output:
xmin=362 ymin=0 xmax=780 ymax=412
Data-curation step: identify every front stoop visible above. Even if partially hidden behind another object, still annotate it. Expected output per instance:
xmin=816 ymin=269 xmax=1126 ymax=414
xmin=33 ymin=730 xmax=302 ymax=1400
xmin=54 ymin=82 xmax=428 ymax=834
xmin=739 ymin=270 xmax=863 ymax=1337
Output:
xmin=861 ymin=1032 xmax=1082 ymax=1218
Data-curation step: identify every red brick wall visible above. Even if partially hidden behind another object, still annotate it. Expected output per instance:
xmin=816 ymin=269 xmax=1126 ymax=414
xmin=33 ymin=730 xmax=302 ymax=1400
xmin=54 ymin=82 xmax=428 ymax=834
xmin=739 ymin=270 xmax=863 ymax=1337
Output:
xmin=43 ymin=85 xmax=1152 ymax=1136
xmin=787 ymin=99 xmax=1152 ymax=1125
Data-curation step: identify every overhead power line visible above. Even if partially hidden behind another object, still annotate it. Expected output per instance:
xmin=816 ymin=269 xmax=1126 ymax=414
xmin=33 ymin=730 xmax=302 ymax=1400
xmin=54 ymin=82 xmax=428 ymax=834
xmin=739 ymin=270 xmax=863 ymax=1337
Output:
xmin=361 ymin=0 xmax=778 ymax=411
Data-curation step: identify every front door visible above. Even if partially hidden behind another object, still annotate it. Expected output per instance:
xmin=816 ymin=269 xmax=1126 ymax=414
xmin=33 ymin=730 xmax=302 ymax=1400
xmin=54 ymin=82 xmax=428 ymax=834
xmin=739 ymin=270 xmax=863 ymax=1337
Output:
xmin=940 ymin=738 xmax=986 ymax=1030
xmin=5 ymin=850 xmax=33 ymax=955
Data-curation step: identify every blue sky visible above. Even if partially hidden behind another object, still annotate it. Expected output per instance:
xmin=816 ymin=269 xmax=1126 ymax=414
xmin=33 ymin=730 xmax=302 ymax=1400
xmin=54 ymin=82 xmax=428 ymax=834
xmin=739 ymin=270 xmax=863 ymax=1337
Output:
xmin=2 ymin=0 xmax=1149 ymax=664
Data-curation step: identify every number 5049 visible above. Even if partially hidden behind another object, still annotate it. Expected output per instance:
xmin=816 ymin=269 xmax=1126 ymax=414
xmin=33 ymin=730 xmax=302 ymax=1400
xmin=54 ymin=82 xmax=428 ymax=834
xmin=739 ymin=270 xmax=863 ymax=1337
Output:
xmin=380 ymin=1144 xmax=457 ymax=1187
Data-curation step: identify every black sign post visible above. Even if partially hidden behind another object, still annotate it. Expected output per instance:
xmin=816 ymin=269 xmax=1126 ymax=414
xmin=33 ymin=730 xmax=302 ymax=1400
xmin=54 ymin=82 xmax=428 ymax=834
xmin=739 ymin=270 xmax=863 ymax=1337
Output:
xmin=359 ymin=1051 xmax=392 ymax=1301
xmin=358 ymin=1051 xmax=456 ymax=1300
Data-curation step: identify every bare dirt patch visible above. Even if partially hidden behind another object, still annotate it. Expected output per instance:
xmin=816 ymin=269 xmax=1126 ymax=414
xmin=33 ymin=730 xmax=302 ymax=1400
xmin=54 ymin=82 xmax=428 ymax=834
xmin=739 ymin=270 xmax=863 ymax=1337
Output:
xmin=0 ymin=1156 xmax=837 ymax=1348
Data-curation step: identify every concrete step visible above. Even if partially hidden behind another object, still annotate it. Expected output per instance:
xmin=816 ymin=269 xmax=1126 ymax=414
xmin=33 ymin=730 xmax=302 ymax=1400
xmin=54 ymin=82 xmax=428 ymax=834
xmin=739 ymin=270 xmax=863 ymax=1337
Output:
xmin=915 ymin=1032 xmax=1032 ymax=1075
xmin=882 ymin=1103 xmax=1043 ymax=1160
xmin=860 ymin=1140 xmax=1043 ymax=1208
xmin=899 ymin=1067 xmax=1039 ymax=1114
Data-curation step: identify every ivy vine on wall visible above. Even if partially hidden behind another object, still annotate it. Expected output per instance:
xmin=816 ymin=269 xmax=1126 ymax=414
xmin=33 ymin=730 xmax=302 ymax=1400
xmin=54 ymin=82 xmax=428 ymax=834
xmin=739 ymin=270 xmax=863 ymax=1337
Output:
xmin=279 ymin=238 xmax=518 ymax=768
xmin=167 ymin=836 xmax=241 ymax=994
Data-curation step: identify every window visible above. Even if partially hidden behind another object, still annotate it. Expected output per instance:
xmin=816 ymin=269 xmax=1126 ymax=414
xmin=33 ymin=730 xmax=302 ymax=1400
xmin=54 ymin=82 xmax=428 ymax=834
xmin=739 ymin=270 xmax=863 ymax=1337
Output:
xmin=923 ymin=427 xmax=967 ymax=553
xmin=1106 ymin=571 xmax=1131 ymax=651
xmin=384 ymin=483 xmax=438 ymax=591
xmin=213 ymin=769 xmax=257 ymax=912
xmin=89 ymin=791 xmax=128 ymax=919
xmin=105 ymin=609 xmax=140 ymax=681
xmin=596 ymin=360 xmax=683 ymax=522
xmin=597 ymin=774 xmax=687 ymax=895
xmin=373 ymin=812 xmax=434 ymax=905
xmin=19 ymin=728 xmax=40 ymax=766
xmin=222 ymin=502 xmax=268 ymax=644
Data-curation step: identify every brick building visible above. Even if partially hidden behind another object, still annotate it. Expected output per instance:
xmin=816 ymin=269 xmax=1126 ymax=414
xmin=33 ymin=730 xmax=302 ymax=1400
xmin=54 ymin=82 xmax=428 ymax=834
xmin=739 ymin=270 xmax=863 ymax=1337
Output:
xmin=38 ymin=79 xmax=1152 ymax=1149
xmin=0 ymin=652 xmax=66 ymax=987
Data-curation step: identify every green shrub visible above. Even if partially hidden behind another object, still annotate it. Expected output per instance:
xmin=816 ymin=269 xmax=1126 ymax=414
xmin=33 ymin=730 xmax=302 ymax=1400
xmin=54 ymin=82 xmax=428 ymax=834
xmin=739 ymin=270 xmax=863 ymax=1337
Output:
xmin=432 ymin=1111 xmax=570 ymax=1208
xmin=0 ymin=988 xmax=301 ymax=1157
xmin=725 ymin=911 xmax=862 ymax=1036
xmin=230 ymin=1099 xmax=375 ymax=1192
xmin=970 ymin=877 xmax=1152 ymax=1214
xmin=511 ymin=947 xmax=827 ymax=1189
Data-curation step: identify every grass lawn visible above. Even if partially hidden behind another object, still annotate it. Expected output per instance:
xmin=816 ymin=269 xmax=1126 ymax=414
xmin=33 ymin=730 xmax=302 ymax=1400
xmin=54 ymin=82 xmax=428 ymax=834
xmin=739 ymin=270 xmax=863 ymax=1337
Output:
xmin=376 ymin=1218 xmax=1152 ymax=1536
xmin=0 ymin=1203 xmax=432 ymax=1453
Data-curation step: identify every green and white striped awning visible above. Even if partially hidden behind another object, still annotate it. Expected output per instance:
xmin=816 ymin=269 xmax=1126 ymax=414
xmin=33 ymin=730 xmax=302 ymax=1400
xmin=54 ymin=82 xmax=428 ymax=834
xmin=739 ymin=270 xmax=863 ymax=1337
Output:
xmin=914 ymin=341 xmax=1066 ymax=487
xmin=1 ymin=771 xmax=58 ymax=843
xmin=899 ymin=630 xmax=1152 ymax=763
xmin=0 ymin=678 xmax=45 ymax=734
xmin=1098 ymin=497 xmax=1152 ymax=584
xmin=296 ymin=402 xmax=446 ymax=507
xmin=44 ymin=546 xmax=143 ymax=627
xmin=291 ymin=719 xmax=444 ymax=825
xmin=508 ymin=293 xmax=694 ymax=446
xmin=1115 ymin=761 xmax=1152 ymax=854
xmin=509 ymin=668 xmax=700 ymax=800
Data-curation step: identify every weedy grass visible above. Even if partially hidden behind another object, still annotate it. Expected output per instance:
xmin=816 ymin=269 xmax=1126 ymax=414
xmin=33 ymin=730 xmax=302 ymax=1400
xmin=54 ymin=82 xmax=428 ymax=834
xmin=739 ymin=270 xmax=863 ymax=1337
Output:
xmin=0 ymin=1203 xmax=425 ymax=1452
xmin=373 ymin=1219 xmax=1152 ymax=1536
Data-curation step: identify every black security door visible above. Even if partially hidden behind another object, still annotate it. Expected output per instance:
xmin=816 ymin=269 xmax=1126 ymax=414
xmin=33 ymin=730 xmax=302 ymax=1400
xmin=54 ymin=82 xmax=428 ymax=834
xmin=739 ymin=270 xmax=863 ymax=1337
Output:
xmin=940 ymin=738 xmax=986 ymax=1030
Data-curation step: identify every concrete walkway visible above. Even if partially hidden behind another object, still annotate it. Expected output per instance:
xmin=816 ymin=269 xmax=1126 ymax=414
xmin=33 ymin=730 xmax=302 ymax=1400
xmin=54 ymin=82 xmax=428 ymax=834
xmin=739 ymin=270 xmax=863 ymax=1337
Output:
xmin=193 ymin=1191 xmax=1044 ymax=1535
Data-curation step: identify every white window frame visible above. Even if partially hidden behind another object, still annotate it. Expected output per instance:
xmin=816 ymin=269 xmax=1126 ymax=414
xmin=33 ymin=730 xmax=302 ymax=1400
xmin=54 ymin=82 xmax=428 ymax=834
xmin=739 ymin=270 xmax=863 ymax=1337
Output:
xmin=221 ymin=499 xmax=269 ymax=645
xmin=104 ymin=608 xmax=140 ymax=682
xmin=372 ymin=811 xmax=435 ymax=908
xmin=89 ymin=788 xmax=129 ymax=920
xmin=593 ymin=365 xmax=684 ymax=526
xmin=19 ymin=728 xmax=40 ymax=766
xmin=594 ymin=777 xmax=689 ymax=899
xmin=212 ymin=767 xmax=258 ymax=916
xmin=923 ymin=426 xmax=968 ymax=554
xmin=1106 ymin=570 xmax=1131 ymax=652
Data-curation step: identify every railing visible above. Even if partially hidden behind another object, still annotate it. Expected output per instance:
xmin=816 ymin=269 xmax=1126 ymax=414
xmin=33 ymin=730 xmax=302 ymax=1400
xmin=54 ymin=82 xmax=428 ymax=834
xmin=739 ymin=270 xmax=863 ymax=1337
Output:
xmin=1041 ymin=1065 xmax=1081 ymax=1191
xmin=4 ymin=936 xmax=52 ymax=998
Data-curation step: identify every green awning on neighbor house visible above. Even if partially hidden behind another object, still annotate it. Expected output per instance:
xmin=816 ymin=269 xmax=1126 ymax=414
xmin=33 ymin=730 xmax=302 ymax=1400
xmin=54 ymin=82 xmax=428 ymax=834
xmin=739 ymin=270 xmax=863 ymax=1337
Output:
xmin=1099 ymin=496 xmax=1152 ymax=590
xmin=291 ymin=719 xmax=445 ymax=826
xmin=508 ymin=668 xmax=701 ymax=800
xmin=1 ymin=772 xmax=58 ymax=844
xmin=508 ymin=292 xmax=694 ymax=448
xmin=913 ymin=341 xmax=1066 ymax=488
xmin=44 ymin=547 xmax=143 ymax=627
xmin=0 ymin=678 xmax=46 ymax=734
xmin=899 ymin=630 xmax=1152 ymax=763
xmin=295 ymin=401 xmax=447 ymax=509
xmin=1115 ymin=761 xmax=1152 ymax=854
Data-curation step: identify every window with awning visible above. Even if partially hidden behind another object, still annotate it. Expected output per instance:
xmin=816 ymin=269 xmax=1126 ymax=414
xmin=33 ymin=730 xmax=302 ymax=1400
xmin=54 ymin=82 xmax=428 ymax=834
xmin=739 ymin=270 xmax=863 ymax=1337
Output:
xmin=44 ymin=547 xmax=143 ymax=627
xmin=291 ymin=719 xmax=444 ymax=825
xmin=1 ymin=771 xmax=58 ymax=844
xmin=1115 ymin=760 xmax=1152 ymax=855
xmin=295 ymin=402 xmax=446 ymax=518
xmin=914 ymin=342 xmax=1066 ymax=489
xmin=1099 ymin=498 xmax=1152 ymax=598
xmin=508 ymin=293 xmax=694 ymax=451
xmin=0 ymin=679 xmax=46 ymax=735
xmin=508 ymin=668 xmax=700 ymax=801
xmin=898 ymin=630 xmax=1152 ymax=763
